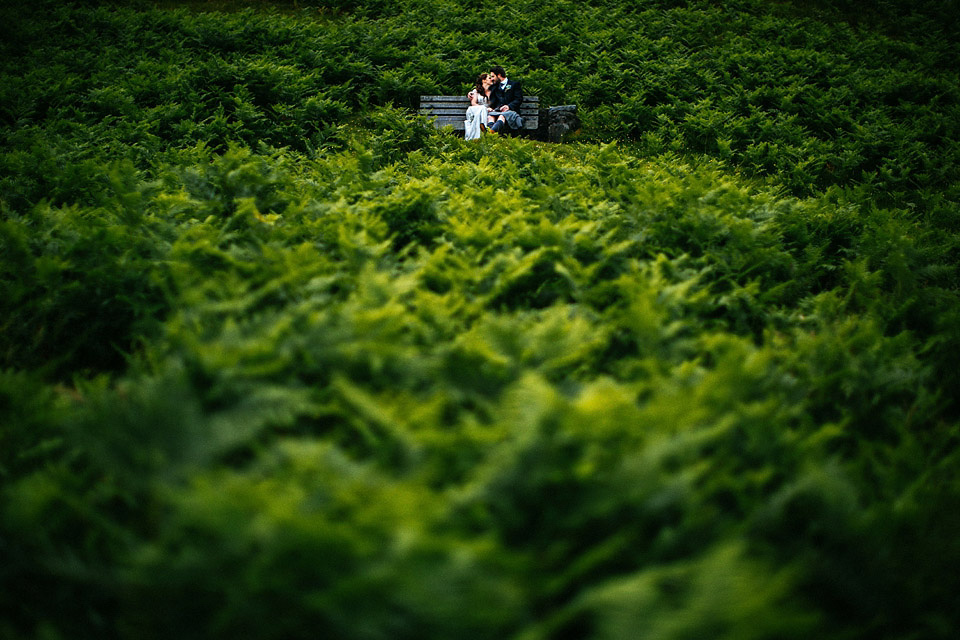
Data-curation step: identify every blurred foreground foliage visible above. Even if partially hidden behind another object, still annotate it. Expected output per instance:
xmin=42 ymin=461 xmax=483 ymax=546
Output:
xmin=2 ymin=0 xmax=959 ymax=638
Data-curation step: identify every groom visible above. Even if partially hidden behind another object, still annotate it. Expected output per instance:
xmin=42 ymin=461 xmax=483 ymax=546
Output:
xmin=487 ymin=65 xmax=524 ymax=134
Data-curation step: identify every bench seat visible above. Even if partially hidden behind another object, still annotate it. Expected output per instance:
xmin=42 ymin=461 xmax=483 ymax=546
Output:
xmin=419 ymin=95 xmax=540 ymax=131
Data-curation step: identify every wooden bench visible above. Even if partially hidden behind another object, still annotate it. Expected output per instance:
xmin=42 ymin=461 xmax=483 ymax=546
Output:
xmin=419 ymin=95 xmax=540 ymax=133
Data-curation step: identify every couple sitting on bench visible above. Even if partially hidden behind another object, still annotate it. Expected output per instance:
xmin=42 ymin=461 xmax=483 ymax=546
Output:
xmin=465 ymin=65 xmax=523 ymax=140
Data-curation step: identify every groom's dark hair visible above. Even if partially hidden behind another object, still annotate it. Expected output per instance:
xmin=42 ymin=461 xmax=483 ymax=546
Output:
xmin=490 ymin=65 xmax=506 ymax=77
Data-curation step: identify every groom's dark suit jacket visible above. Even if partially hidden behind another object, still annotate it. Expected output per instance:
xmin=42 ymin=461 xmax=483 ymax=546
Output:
xmin=489 ymin=78 xmax=524 ymax=112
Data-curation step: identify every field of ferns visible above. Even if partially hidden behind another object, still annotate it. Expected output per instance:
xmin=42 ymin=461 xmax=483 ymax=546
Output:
xmin=2 ymin=0 xmax=959 ymax=638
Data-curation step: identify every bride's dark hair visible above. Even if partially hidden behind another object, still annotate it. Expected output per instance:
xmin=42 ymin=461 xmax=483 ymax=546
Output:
xmin=472 ymin=73 xmax=489 ymax=97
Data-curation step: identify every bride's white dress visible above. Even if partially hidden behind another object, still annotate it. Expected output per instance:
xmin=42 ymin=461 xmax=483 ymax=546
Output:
xmin=464 ymin=89 xmax=489 ymax=141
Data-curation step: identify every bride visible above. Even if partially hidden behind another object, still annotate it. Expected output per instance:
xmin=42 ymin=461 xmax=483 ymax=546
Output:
xmin=464 ymin=72 xmax=494 ymax=140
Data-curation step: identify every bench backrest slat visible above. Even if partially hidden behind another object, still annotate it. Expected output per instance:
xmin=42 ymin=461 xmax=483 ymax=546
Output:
xmin=420 ymin=95 xmax=540 ymax=103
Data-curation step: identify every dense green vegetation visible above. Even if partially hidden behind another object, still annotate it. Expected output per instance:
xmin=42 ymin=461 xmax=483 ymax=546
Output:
xmin=2 ymin=0 xmax=959 ymax=638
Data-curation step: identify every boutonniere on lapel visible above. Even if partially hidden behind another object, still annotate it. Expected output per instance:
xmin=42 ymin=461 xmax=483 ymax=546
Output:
xmin=504 ymin=85 xmax=512 ymax=91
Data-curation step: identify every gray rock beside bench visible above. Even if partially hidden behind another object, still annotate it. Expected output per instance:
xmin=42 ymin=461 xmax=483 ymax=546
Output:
xmin=546 ymin=105 xmax=581 ymax=143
